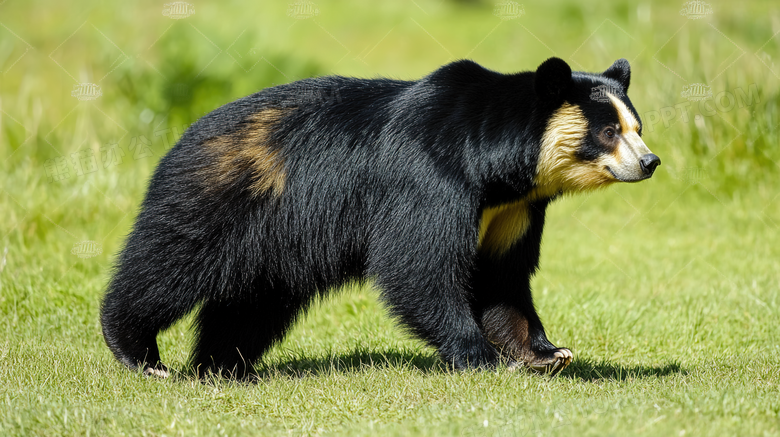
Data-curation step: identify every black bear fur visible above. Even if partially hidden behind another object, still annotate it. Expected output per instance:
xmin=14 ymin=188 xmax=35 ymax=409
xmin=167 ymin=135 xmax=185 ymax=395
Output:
xmin=101 ymin=57 xmax=655 ymax=378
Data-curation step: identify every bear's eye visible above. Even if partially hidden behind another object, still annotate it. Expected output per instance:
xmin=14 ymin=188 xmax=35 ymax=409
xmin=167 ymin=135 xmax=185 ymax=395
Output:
xmin=604 ymin=127 xmax=616 ymax=139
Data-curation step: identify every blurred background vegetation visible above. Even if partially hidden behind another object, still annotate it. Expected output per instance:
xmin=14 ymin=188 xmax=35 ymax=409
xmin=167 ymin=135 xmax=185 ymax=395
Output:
xmin=2 ymin=0 xmax=778 ymax=184
xmin=2 ymin=0 xmax=778 ymax=278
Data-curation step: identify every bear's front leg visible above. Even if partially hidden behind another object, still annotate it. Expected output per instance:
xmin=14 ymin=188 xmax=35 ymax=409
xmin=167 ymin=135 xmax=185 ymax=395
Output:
xmin=480 ymin=304 xmax=572 ymax=375
xmin=473 ymin=199 xmax=572 ymax=376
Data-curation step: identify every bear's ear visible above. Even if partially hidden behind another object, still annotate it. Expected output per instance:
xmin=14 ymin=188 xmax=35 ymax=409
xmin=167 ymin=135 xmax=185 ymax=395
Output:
xmin=534 ymin=57 xmax=572 ymax=102
xmin=603 ymin=58 xmax=631 ymax=91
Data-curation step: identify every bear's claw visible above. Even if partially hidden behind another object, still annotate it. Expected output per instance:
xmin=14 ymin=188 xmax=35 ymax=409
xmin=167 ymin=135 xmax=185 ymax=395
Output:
xmin=143 ymin=365 xmax=170 ymax=378
xmin=508 ymin=348 xmax=572 ymax=376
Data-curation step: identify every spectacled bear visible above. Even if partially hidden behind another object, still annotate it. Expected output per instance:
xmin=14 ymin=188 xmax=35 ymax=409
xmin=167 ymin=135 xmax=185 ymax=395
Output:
xmin=101 ymin=57 xmax=659 ymax=378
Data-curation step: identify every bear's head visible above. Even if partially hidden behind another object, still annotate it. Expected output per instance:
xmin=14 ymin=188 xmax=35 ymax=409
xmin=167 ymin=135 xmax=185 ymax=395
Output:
xmin=533 ymin=57 xmax=660 ymax=195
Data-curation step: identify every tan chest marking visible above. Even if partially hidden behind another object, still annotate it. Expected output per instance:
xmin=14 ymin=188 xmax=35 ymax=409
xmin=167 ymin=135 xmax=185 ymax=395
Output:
xmin=478 ymin=199 xmax=531 ymax=256
xmin=478 ymin=187 xmax=553 ymax=257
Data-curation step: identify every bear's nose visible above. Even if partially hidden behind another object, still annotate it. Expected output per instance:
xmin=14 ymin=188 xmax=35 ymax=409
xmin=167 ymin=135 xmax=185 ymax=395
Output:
xmin=640 ymin=154 xmax=661 ymax=175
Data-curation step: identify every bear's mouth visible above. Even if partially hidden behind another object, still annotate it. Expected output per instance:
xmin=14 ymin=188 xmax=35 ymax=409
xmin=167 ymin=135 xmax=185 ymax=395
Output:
xmin=605 ymin=166 xmax=650 ymax=183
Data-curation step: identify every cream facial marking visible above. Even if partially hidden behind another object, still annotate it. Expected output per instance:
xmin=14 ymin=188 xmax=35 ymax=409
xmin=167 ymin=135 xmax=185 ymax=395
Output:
xmin=534 ymin=103 xmax=613 ymax=194
xmin=607 ymin=92 xmax=640 ymax=134
xmin=604 ymin=92 xmax=654 ymax=182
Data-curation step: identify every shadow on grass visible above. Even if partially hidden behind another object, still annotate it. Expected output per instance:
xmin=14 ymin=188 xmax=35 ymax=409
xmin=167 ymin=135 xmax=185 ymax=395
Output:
xmin=168 ymin=351 xmax=686 ymax=383
xmin=253 ymin=348 xmax=444 ymax=379
xmin=560 ymin=357 xmax=687 ymax=382
xmin=159 ymin=349 xmax=440 ymax=383
xmin=255 ymin=351 xmax=687 ymax=382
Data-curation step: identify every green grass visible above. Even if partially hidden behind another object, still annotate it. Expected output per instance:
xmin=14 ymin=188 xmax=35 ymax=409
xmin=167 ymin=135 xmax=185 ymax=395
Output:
xmin=2 ymin=0 xmax=779 ymax=435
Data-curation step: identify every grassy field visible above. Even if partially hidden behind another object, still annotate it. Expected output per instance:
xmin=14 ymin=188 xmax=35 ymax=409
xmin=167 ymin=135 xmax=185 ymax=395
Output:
xmin=2 ymin=0 xmax=779 ymax=435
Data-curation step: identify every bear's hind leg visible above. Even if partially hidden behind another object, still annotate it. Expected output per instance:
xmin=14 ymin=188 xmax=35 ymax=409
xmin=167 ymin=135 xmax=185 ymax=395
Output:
xmin=101 ymin=282 xmax=200 ymax=378
xmin=383 ymin=285 xmax=499 ymax=370
xmin=373 ymin=260 xmax=499 ymax=369
xmin=192 ymin=292 xmax=306 ymax=379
